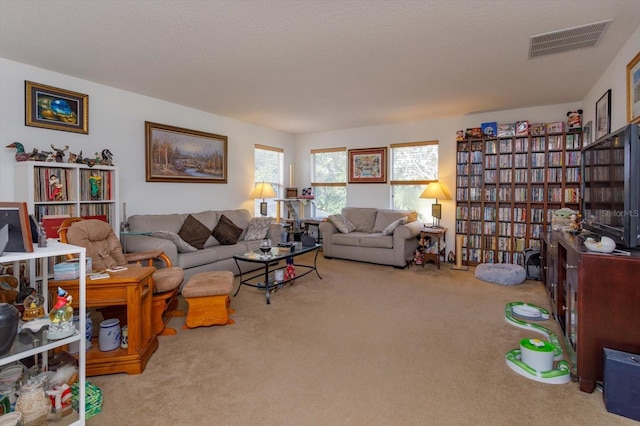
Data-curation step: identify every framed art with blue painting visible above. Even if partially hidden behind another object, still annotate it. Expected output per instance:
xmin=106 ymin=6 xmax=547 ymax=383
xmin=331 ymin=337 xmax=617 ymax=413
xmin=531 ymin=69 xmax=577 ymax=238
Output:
xmin=145 ymin=121 xmax=228 ymax=183
xmin=25 ymin=81 xmax=89 ymax=134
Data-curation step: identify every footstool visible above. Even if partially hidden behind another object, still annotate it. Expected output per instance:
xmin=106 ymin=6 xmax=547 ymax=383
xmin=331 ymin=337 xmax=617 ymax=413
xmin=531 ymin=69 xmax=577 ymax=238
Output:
xmin=182 ymin=271 xmax=235 ymax=329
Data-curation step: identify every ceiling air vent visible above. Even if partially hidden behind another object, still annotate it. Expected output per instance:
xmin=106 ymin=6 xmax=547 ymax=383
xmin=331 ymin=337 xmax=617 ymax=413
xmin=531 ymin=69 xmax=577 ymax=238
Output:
xmin=529 ymin=19 xmax=612 ymax=58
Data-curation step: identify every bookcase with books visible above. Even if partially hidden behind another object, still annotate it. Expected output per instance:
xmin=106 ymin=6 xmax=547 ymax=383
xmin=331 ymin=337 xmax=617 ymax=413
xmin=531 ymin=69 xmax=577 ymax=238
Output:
xmin=13 ymin=161 xmax=120 ymax=235
xmin=455 ymin=129 xmax=582 ymax=266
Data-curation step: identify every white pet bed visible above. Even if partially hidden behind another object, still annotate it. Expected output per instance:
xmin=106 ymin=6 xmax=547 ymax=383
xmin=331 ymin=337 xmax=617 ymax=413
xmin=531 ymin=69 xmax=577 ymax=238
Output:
xmin=475 ymin=263 xmax=526 ymax=285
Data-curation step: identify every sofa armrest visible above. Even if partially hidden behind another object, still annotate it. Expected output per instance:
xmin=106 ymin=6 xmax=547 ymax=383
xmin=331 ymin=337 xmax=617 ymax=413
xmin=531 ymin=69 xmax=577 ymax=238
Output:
xmin=266 ymin=223 xmax=286 ymax=244
xmin=319 ymin=221 xmax=338 ymax=257
xmin=125 ymin=235 xmax=179 ymax=268
xmin=392 ymin=220 xmax=424 ymax=267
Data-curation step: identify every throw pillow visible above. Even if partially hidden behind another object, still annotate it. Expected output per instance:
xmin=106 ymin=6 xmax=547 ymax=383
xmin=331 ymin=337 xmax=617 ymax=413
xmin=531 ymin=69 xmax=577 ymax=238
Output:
xmin=244 ymin=217 xmax=273 ymax=241
xmin=328 ymin=214 xmax=356 ymax=234
xmin=177 ymin=215 xmax=211 ymax=250
xmin=150 ymin=231 xmax=198 ymax=253
xmin=406 ymin=211 xmax=418 ymax=223
xmin=381 ymin=217 xmax=408 ymax=235
xmin=212 ymin=214 xmax=243 ymax=245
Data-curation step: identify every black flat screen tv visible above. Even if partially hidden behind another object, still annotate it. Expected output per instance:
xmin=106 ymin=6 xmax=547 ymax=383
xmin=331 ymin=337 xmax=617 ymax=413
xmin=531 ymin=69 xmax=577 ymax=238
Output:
xmin=581 ymin=123 xmax=640 ymax=248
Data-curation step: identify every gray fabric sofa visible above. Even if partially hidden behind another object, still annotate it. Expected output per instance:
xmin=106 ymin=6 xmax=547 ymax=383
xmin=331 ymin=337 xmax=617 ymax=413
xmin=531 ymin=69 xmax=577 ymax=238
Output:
xmin=319 ymin=207 xmax=423 ymax=268
xmin=124 ymin=209 xmax=284 ymax=289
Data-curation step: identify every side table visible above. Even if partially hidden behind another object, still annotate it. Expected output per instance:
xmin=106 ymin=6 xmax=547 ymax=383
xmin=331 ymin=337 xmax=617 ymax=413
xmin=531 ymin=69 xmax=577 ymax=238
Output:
xmin=52 ymin=265 xmax=157 ymax=376
xmin=416 ymin=227 xmax=447 ymax=269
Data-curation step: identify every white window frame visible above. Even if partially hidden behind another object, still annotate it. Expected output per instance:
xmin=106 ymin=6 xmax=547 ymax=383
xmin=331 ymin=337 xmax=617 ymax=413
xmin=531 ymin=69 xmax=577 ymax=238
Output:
xmin=311 ymin=147 xmax=347 ymax=217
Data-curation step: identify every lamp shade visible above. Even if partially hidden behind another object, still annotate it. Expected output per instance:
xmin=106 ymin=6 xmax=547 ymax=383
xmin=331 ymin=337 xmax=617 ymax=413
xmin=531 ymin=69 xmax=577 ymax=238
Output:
xmin=419 ymin=182 xmax=451 ymax=201
xmin=249 ymin=182 xmax=277 ymax=200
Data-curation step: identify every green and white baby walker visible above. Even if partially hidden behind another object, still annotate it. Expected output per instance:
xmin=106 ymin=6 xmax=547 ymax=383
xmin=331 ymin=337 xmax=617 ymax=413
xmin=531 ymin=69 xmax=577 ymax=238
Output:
xmin=504 ymin=302 xmax=571 ymax=384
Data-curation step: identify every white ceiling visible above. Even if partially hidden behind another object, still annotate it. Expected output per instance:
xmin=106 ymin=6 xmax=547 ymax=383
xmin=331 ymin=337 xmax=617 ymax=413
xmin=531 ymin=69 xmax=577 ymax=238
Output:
xmin=1 ymin=0 xmax=639 ymax=134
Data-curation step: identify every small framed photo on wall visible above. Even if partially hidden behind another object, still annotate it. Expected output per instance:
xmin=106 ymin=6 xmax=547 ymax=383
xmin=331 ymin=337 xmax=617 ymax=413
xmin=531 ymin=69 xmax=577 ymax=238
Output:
xmin=595 ymin=89 xmax=611 ymax=140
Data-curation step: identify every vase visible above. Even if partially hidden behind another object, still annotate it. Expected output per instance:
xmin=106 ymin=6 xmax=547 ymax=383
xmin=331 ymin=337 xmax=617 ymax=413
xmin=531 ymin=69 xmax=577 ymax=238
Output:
xmin=0 ymin=303 xmax=20 ymax=356
xmin=15 ymin=380 xmax=49 ymax=426
xmin=68 ymin=310 xmax=93 ymax=354
xmin=98 ymin=318 xmax=121 ymax=352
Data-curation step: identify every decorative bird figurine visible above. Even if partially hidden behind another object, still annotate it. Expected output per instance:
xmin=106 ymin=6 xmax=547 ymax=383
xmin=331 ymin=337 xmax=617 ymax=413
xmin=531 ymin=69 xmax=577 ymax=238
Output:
xmin=6 ymin=142 xmax=30 ymax=161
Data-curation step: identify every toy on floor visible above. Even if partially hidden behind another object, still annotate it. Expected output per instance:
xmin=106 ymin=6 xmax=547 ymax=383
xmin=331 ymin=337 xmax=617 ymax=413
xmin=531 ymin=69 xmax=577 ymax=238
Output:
xmin=504 ymin=302 xmax=571 ymax=384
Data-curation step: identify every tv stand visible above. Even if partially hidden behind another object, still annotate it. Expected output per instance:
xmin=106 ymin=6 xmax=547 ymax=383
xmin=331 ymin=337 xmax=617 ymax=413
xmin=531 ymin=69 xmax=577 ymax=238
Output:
xmin=541 ymin=231 xmax=640 ymax=392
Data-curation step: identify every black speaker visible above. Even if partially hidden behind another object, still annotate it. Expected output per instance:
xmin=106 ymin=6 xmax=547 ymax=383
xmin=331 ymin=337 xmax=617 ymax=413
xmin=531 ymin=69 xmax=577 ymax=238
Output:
xmin=603 ymin=347 xmax=640 ymax=421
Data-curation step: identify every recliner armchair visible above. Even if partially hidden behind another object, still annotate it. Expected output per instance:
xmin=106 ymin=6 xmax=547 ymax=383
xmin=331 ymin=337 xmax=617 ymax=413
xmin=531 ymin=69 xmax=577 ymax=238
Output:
xmin=58 ymin=217 xmax=184 ymax=336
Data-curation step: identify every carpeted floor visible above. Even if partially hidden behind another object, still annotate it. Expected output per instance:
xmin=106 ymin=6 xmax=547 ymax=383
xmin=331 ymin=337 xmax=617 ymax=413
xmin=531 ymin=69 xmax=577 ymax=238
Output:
xmin=86 ymin=254 xmax=636 ymax=425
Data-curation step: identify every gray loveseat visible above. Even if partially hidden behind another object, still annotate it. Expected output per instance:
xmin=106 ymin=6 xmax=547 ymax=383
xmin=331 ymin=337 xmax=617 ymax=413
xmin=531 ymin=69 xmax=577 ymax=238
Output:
xmin=124 ymin=209 xmax=284 ymax=289
xmin=319 ymin=207 xmax=423 ymax=268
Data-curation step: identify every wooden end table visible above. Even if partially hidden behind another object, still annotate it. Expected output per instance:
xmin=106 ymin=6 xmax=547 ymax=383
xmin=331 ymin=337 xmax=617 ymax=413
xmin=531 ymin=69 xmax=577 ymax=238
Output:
xmin=52 ymin=265 xmax=157 ymax=376
xmin=417 ymin=227 xmax=447 ymax=269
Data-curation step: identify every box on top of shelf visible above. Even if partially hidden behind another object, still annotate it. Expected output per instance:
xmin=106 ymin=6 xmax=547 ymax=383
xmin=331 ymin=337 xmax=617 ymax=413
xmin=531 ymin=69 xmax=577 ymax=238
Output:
xmin=546 ymin=121 xmax=564 ymax=133
xmin=497 ymin=123 xmax=515 ymax=137
xmin=529 ymin=123 xmax=545 ymax=136
xmin=515 ymin=120 xmax=529 ymax=136
xmin=481 ymin=122 xmax=497 ymax=138
xmin=68 ymin=257 xmax=92 ymax=273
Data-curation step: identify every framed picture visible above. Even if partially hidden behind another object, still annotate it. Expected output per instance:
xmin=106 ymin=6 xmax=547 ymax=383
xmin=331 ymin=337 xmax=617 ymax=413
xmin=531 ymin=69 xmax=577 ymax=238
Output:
xmin=348 ymin=147 xmax=387 ymax=183
xmin=595 ymin=89 xmax=611 ymax=140
xmin=627 ymin=51 xmax=640 ymax=124
xmin=145 ymin=121 xmax=228 ymax=183
xmin=583 ymin=120 xmax=592 ymax=145
xmin=0 ymin=202 xmax=34 ymax=253
xmin=25 ymin=81 xmax=89 ymax=134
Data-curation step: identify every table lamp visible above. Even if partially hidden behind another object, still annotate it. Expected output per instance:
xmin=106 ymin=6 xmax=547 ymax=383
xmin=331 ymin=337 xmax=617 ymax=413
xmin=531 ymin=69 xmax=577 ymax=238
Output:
xmin=250 ymin=182 xmax=277 ymax=216
xmin=419 ymin=181 xmax=451 ymax=227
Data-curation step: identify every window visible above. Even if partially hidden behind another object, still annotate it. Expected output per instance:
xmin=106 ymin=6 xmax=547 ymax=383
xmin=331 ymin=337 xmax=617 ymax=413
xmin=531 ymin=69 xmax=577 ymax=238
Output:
xmin=390 ymin=141 xmax=439 ymax=221
xmin=254 ymin=145 xmax=284 ymax=217
xmin=311 ymin=148 xmax=347 ymax=217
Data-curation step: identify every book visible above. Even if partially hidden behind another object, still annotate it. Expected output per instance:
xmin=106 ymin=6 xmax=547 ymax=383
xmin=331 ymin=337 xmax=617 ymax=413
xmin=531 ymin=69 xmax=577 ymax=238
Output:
xmin=41 ymin=214 xmax=70 ymax=239
xmin=106 ymin=266 xmax=127 ymax=273
xmin=529 ymin=123 xmax=545 ymax=136
xmin=89 ymin=273 xmax=110 ymax=280
xmin=465 ymin=127 xmax=482 ymax=139
xmin=546 ymin=121 xmax=564 ymax=133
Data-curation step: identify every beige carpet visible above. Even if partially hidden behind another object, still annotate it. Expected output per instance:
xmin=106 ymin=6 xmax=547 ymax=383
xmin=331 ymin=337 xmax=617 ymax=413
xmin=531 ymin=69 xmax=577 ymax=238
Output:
xmin=86 ymin=254 xmax=635 ymax=426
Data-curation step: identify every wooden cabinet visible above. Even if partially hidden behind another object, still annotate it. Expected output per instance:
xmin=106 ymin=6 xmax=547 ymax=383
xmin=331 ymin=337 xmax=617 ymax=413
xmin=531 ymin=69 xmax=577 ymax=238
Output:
xmin=455 ymin=131 xmax=581 ymax=265
xmin=541 ymin=231 xmax=640 ymax=393
xmin=14 ymin=161 xmax=119 ymax=230
xmin=51 ymin=266 xmax=157 ymax=376
xmin=0 ymin=241 xmax=88 ymax=424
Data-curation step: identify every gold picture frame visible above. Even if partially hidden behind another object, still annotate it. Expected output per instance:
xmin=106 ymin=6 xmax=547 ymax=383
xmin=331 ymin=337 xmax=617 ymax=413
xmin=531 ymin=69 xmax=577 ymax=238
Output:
xmin=25 ymin=81 xmax=89 ymax=134
xmin=348 ymin=147 xmax=387 ymax=183
xmin=145 ymin=121 xmax=228 ymax=183
xmin=0 ymin=202 xmax=34 ymax=253
xmin=627 ymin=51 xmax=640 ymax=124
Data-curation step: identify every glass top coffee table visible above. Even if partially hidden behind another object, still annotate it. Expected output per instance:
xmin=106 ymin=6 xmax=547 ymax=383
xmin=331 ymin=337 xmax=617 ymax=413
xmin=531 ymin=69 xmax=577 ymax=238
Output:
xmin=233 ymin=243 xmax=322 ymax=304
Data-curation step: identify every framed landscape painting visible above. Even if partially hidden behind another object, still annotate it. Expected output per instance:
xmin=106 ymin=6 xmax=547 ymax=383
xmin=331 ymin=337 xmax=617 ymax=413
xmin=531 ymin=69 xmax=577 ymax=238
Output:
xmin=348 ymin=147 xmax=387 ymax=183
xmin=627 ymin=51 xmax=640 ymax=124
xmin=145 ymin=122 xmax=228 ymax=183
xmin=595 ymin=89 xmax=611 ymax=140
xmin=25 ymin=81 xmax=89 ymax=134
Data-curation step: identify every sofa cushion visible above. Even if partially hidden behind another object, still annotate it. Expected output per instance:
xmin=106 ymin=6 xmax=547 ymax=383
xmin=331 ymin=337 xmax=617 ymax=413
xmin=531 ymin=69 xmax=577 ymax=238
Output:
xmin=373 ymin=210 xmax=410 ymax=233
xmin=178 ymin=215 xmax=211 ymax=250
xmin=244 ymin=217 xmax=274 ymax=241
xmin=212 ymin=214 xmax=243 ymax=245
xmin=150 ymin=231 xmax=198 ymax=253
xmin=328 ymin=214 xmax=356 ymax=234
xmin=331 ymin=232 xmax=363 ymax=246
xmin=178 ymin=247 xmax=220 ymax=269
xmin=360 ymin=234 xmax=394 ymax=249
xmin=381 ymin=217 xmax=408 ymax=235
xmin=342 ymin=207 xmax=378 ymax=233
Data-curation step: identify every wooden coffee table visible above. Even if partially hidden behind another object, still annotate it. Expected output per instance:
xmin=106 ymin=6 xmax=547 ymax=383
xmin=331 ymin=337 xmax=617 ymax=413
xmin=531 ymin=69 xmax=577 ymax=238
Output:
xmin=233 ymin=244 xmax=322 ymax=304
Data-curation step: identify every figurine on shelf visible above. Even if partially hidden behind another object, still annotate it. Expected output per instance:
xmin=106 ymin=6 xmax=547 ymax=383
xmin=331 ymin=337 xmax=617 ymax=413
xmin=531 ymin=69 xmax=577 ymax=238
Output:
xmin=101 ymin=149 xmax=114 ymax=166
xmin=5 ymin=141 xmax=30 ymax=162
xmin=47 ymin=287 xmax=74 ymax=339
xmin=89 ymin=172 xmax=102 ymax=200
xmin=51 ymin=144 xmax=69 ymax=162
xmin=568 ymin=213 xmax=583 ymax=235
xmin=49 ymin=174 xmax=64 ymax=201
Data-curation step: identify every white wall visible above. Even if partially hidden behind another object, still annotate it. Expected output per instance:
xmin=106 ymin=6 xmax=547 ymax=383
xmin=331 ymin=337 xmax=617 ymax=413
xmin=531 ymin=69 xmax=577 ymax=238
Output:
xmin=295 ymin=102 xmax=580 ymax=250
xmin=0 ymin=59 xmax=296 ymax=217
xmin=582 ymin=25 xmax=640 ymax=142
